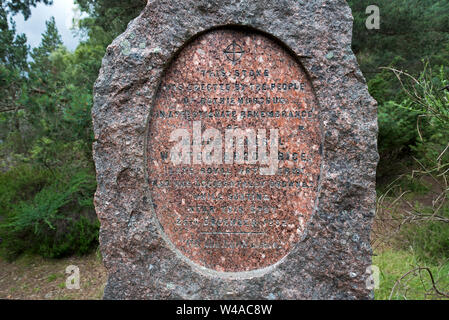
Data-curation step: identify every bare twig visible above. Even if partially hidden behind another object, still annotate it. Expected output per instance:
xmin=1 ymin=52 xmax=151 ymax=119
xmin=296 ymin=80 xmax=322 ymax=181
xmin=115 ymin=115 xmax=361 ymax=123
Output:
xmin=389 ymin=267 xmax=449 ymax=299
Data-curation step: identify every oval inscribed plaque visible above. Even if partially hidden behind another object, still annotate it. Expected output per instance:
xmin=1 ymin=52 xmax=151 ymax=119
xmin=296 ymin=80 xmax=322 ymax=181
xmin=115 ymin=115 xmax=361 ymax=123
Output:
xmin=146 ymin=29 xmax=321 ymax=273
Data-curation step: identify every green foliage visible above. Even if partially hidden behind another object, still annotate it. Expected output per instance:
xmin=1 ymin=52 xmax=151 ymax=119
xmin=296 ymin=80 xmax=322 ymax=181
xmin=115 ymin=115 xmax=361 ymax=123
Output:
xmin=31 ymin=16 xmax=61 ymax=57
xmin=0 ymin=167 xmax=98 ymax=259
xmin=400 ymin=176 xmax=431 ymax=195
xmin=401 ymin=212 xmax=449 ymax=264
xmin=0 ymin=3 xmax=29 ymax=156
xmin=0 ymin=164 xmax=49 ymax=215
xmin=384 ymin=64 xmax=449 ymax=264
xmin=1 ymin=0 xmax=52 ymax=20
xmin=377 ymin=100 xmax=419 ymax=159
xmin=375 ymin=64 xmax=449 ymax=180
xmin=75 ymin=0 xmax=146 ymax=45
xmin=407 ymin=66 xmax=449 ymax=166
xmin=376 ymin=63 xmax=449 ymax=289
xmin=1 ymin=14 xmax=95 ymax=165
xmin=347 ymin=1 xmax=449 ymax=171
xmin=0 ymin=0 xmax=148 ymax=262
xmin=348 ymin=0 xmax=449 ymax=80
xmin=348 ymin=3 xmax=449 ymax=298
xmin=0 ymin=5 xmax=28 ymax=69
xmin=0 ymin=7 xmax=101 ymax=259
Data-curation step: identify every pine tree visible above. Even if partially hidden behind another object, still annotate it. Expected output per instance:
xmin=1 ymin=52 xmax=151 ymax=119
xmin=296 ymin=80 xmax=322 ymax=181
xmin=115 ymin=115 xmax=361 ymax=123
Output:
xmin=75 ymin=0 xmax=146 ymax=47
xmin=30 ymin=17 xmax=62 ymax=78
xmin=0 ymin=2 xmax=29 ymax=153
xmin=2 ymin=0 xmax=52 ymax=20
xmin=25 ymin=17 xmax=67 ymax=148
xmin=0 ymin=2 xmax=28 ymax=109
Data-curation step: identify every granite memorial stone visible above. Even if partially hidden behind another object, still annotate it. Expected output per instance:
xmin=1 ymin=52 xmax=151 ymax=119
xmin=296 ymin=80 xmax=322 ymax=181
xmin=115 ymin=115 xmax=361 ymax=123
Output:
xmin=92 ymin=0 xmax=379 ymax=299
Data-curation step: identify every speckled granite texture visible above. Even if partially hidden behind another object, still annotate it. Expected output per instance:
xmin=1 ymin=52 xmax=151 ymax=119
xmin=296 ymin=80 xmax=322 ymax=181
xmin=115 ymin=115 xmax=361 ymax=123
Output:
xmin=147 ymin=29 xmax=322 ymax=273
xmin=92 ymin=0 xmax=379 ymax=299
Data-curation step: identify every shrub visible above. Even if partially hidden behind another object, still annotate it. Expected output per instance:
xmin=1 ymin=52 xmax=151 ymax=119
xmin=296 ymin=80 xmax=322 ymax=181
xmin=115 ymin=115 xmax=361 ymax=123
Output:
xmin=400 ymin=208 xmax=449 ymax=264
xmin=378 ymin=64 xmax=449 ymax=265
xmin=0 ymin=165 xmax=50 ymax=217
xmin=0 ymin=167 xmax=98 ymax=259
xmin=377 ymin=99 xmax=419 ymax=159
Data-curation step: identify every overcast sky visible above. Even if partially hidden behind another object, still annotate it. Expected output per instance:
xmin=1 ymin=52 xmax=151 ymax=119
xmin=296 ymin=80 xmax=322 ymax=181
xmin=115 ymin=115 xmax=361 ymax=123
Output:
xmin=12 ymin=0 xmax=80 ymax=51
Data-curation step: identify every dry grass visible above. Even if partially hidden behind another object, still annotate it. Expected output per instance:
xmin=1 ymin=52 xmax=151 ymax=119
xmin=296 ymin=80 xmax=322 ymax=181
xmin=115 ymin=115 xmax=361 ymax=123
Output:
xmin=0 ymin=250 xmax=107 ymax=300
